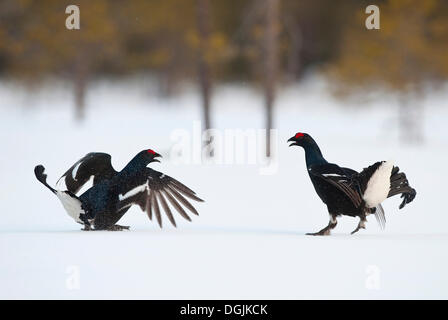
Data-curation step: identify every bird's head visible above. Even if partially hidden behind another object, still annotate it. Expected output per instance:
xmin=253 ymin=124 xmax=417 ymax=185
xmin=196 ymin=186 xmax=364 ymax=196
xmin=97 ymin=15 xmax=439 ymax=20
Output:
xmin=287 ymin=132 xmax=313 ymax=148
xmin=139 ymin=149 xmax=162 ymax=164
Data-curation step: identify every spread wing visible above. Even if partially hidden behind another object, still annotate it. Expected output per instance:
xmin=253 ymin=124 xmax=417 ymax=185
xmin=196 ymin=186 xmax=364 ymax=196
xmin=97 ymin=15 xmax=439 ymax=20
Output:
xmin=309 ymin=163 xmax=363 ymax=208
xmin=57 ymin=152 xmax=117 ymax=194
xmin=117 ymin=168 xmax=204 ymax=228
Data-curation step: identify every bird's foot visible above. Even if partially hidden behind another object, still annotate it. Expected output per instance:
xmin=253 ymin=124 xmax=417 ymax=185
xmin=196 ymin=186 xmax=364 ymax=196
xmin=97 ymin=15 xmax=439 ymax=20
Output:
xmin=306 ymin=220 xmax=337 ymax=236
xmin=106 ymin=225 xmax=130 ymax=231
xmin=350 ymin=218 xmax=367 ymax=235
xmin=306 ymin=228 xmax=331 ymax=236
xmin=350 ymin=225 xmax=366 ymax=235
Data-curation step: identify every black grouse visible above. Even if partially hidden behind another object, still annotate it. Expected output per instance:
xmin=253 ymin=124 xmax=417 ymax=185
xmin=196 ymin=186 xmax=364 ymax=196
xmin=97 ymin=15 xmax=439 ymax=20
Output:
xmin=287 ymin=132 xmax=416 ymax=235
xmin=34 ymin=149 xmax=204 ymax=231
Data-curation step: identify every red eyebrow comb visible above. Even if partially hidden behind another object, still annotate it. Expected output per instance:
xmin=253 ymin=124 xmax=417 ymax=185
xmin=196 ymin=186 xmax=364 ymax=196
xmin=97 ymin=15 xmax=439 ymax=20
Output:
xmin=295 ymin=132 xmax=304 ymax=138
xmin=147 ymin=149 xmax=156 ymax=155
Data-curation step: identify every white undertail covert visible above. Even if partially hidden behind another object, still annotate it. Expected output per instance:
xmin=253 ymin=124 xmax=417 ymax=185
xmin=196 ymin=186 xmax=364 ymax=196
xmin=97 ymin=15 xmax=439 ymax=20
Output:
xmin=363 ymin=160 xmax=394 ymax=208
xmin=56 ymin=191 xmax=84 ymax=223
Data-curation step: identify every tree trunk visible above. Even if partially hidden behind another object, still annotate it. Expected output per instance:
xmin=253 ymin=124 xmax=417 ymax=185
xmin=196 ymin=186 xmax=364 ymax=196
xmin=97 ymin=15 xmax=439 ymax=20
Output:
xmin=286 ymin=17 xmax=302 ymax=81
xmin=263 ymin=0 xmax=279 ymax=157
xmin=196 ymin=0 xmax=212 ymax=153
xmin=74 ymin=55 xmax=88 ymax=121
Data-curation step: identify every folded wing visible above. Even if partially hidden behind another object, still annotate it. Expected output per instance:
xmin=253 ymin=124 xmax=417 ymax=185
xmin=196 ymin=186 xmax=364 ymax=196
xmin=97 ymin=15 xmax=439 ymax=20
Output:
xmin=117 ymin=168 xmax=204 ymax=228
xmin=310 ymin=163 xmax=387 ymax=229
xmin=57 ymin=152 xmax=117 ymax=194
xmin=309 ymin=163 xmax=363 ymax=208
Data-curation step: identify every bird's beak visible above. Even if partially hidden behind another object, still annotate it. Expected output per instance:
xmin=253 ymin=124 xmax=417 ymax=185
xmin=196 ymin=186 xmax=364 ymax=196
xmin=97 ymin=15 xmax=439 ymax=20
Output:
xmin=152 ymin=153 xmax=162 ymax=163
xmin=287 ymin=137 xmax=298 ymax=147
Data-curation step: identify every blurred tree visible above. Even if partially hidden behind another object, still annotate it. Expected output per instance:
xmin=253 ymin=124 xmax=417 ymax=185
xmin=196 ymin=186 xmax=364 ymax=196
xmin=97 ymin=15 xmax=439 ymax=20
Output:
xmin=64 ymin=0 xmax=121 ymax=120
xmin=196 ymin=0 xmax=213 ymax=152
xmin=262 ymin=0 xmax=279 ymax=157
xmin=0 ymin=0 xmax=122 ymax=120
xmin=280 ymin=0 xmax=356 ymax=81
xmin=3 ymin=0 xmax=434 ymax=141
xmin=116 ymin=0 xmax=196 ymax=95
xmin=329 ymin=0 xmax=448 ymax=142
xmin=235 ymin=0 xmax=355 ymax=156
xmin=116 ymin=0 xmax=230 ymax=154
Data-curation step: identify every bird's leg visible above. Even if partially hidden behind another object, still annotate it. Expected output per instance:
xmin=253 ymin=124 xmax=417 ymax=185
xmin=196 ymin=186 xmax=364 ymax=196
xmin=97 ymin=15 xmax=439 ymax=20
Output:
xmin=306 ymin=215 xmax=337 ymax=236
xmin=105 ymin=224 xmax=130 ymax=231
xmin=79 ymin=213 xmax=93 ymax=231
xmin=351 ymin=216 xmax=367 ymax=235
xmin=81 ymin=224 xmax=92 ymax=231
xmin=81 ymin=220 xmax=92 ymax=231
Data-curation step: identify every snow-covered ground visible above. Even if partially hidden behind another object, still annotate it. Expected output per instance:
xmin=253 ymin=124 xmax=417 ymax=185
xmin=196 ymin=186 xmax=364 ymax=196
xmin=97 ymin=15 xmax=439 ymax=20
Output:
xmin=0 ymin=77 xmax=447 ymax=299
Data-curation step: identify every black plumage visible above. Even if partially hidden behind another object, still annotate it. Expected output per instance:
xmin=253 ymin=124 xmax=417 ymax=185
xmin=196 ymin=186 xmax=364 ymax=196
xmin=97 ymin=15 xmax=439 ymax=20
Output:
xmin=288 ymin=132 xmax=416 ymax=235
xmin=34 ymin=149 xmax=204 ymax=231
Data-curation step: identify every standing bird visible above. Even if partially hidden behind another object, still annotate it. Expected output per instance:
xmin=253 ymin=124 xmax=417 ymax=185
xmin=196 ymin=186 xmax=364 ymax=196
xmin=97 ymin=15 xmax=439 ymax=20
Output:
xmin=287 ymin=133 xmax=416 ymax=235
xmin=34 ymin=149 xmax=204 ymax=231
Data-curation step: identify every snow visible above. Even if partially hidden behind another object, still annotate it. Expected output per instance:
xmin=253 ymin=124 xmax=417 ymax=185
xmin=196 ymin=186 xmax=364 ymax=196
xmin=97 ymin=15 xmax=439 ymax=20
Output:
xmin=1 ymin=77 xmax=448 ymax=299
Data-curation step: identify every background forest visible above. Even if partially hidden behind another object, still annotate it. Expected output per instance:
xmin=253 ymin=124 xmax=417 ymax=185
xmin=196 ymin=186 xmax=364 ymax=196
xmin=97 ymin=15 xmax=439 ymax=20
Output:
xmin=1 ymin=0 xmax=447 ymax=146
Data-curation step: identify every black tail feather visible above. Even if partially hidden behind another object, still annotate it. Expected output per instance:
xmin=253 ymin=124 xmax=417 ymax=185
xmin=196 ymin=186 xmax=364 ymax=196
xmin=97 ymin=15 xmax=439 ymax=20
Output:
xmin=34 ymin=165 xmax=57 ymax=194
xmin=388 ymin=166 xmax=416 ymax=209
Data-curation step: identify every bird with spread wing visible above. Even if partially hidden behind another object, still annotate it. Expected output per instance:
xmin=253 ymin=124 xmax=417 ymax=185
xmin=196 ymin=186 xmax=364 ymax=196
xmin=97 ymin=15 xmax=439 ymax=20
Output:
xmin=34 ymin=149 xmax=203 ymax=231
